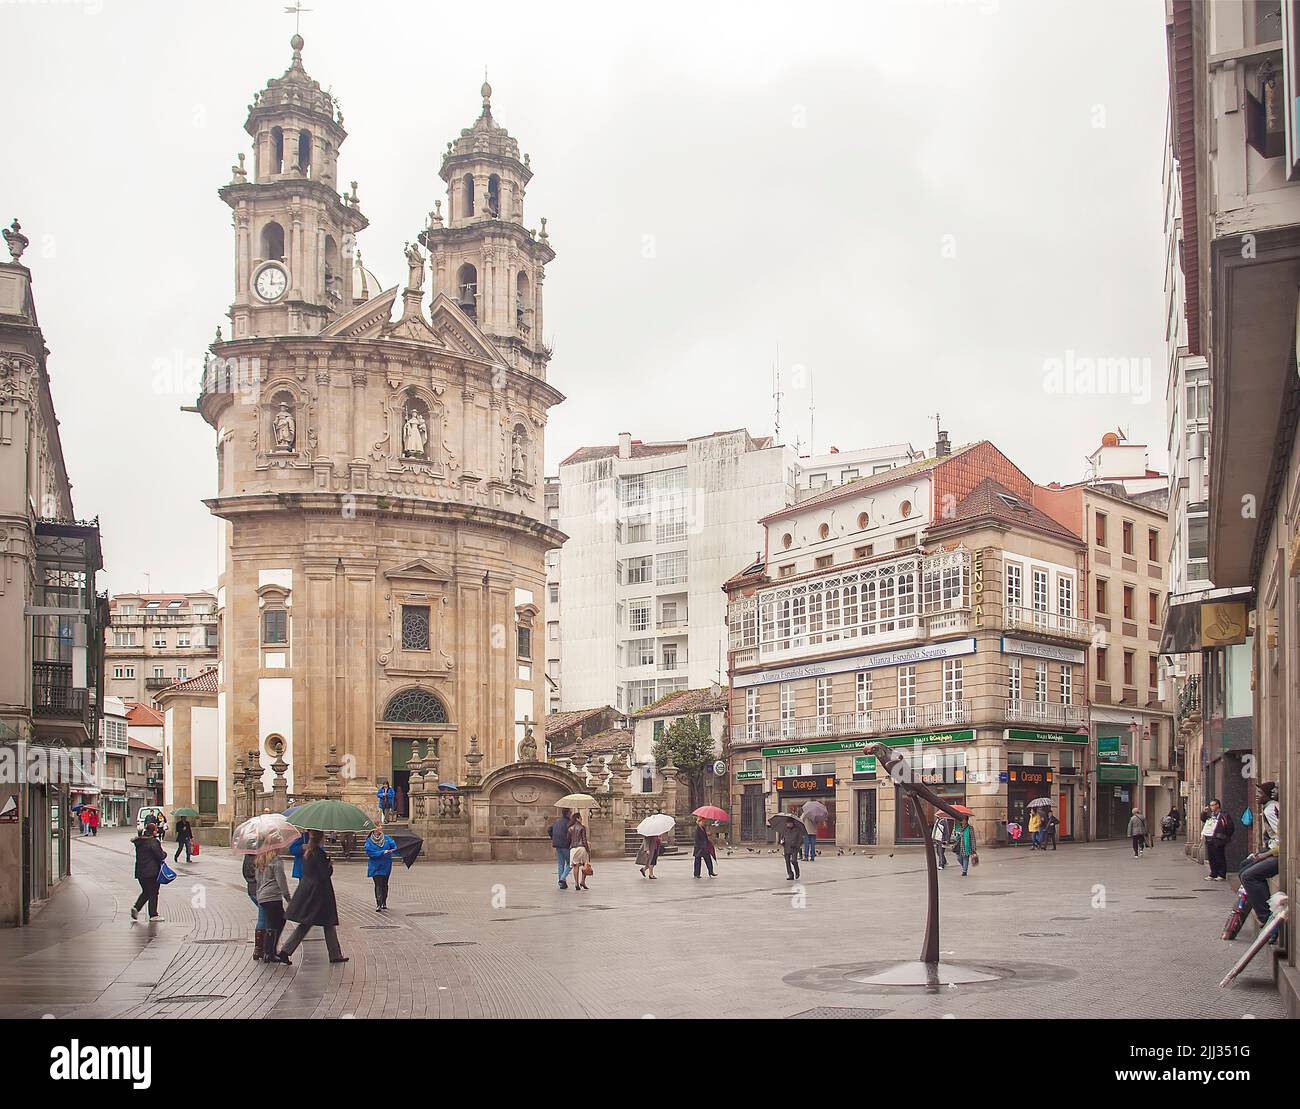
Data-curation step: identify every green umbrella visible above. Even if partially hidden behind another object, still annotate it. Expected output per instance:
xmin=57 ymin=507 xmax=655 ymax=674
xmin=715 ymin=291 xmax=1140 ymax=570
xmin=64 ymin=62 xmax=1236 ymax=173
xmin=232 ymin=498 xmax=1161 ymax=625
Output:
xmin=172 ymin=807 xmax=200 ymax=818
xmin=285 ymin=798 xmax=374 ymax=833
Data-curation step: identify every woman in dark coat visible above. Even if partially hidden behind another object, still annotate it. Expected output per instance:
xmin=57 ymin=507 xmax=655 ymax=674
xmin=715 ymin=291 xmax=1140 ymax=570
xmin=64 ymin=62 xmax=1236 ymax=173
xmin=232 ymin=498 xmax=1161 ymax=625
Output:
xmin=173 ymin=817 xmax=195 ymax=863
xmin=693 ymin=817 xmax=717 ymax=878
xmin=129 ymin=825 xmax=167 ymax=921
xmin=270 ymin=830 xmax=348 ymax=964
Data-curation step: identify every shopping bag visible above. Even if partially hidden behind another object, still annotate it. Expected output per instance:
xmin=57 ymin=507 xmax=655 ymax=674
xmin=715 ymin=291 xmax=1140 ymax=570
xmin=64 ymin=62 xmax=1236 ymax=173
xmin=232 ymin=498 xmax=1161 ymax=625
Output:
xmin=191 ymin=841 xmax=200 ymax=857
xmin=158 ymin=862 xmax=177 ymax=885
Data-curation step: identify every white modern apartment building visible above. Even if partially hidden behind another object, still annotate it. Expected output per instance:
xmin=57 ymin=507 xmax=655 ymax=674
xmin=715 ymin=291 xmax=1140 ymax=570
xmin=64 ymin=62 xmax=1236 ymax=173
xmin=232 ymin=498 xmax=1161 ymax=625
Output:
xmin=555 ymin=429 xmax=798 ymax=712
xmin=543 ymin=476 xmax=562 ymax=714
xmin=795 ymin=443 xmax=921 ymax=499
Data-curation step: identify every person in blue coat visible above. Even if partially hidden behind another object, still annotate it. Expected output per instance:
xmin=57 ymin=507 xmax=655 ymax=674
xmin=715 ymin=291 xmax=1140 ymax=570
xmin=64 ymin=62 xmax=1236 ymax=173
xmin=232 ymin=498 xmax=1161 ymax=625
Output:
xmin=365 ymin=822 xmax=398 ymax=912
xmin=288 ymin=833 xmax=306 ymax=884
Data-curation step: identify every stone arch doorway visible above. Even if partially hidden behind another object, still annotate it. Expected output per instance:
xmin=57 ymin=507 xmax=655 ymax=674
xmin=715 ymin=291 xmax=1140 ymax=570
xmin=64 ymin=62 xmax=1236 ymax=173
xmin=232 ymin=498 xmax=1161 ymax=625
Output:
xmin=380 ymin=687 xmax=452 ymax=819
xmin=474 ymin=761 xmax=584 ymax=861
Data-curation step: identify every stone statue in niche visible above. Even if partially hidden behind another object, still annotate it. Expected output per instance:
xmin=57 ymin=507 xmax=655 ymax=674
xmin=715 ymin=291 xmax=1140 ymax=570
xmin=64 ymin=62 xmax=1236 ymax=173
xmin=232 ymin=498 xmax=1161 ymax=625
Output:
xmin=272 ymin=403 xmax=296 ymax=451
xmin=402 ymin=405 xmax=428 ymax=458
xmin=404 ymin=241 xmax=425 ymax=292
xmin=511 ymin=426 xmax=527 ymax=478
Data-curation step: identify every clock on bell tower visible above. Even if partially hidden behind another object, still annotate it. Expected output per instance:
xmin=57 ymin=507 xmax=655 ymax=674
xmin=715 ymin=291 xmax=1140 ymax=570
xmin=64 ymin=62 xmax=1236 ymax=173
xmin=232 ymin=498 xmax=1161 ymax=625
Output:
xmin=219 ymin=34 xmax=369 ymax=339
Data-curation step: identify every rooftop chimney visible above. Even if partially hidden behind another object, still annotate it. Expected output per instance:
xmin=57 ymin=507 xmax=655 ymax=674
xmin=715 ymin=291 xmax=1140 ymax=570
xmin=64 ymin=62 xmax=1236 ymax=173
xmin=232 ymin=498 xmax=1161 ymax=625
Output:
xmin=935 ymin=429 xmax=951 ymax=457
xmin=618 ymin=432 xmax=632 ymax=459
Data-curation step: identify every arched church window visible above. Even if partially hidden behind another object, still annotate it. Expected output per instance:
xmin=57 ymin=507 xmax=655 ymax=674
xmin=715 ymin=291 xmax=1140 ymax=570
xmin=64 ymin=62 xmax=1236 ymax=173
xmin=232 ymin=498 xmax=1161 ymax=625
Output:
xmin=456 ymin=263 xmax=478 ymax=320
xmin=463 ymin=174 xmax=475 ymax=217
xmin=298 ymin=129 xmax=312 ymax=176
xmin=261 ymin=221 xmax=285 ymax=262
xmin=487 ymin=175 xmax=501 ymax=218
xmin=515 ymin=270 xmax=530 ymax=328
xmin=383 ymin=688 xmax=449 ymax=724
xmin=271 ymin=127 xmax=285 ymax=174
xmin=324 ymin=235 xmax=341 ymax=304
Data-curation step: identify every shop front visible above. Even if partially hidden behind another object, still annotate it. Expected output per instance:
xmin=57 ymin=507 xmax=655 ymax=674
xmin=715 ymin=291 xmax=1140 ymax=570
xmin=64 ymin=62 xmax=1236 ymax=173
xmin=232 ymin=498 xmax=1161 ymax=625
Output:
xmin=1006 ymin=763 xmax=1052 ymax=837
xmin=773 ymin=773 xmax=837 ymax=841
xmin=1095 ymin=762 xmax=1140 ymax=838
xmin=893 ymin=749 xmax=968 ymax=844
xmin=1002 ymin=728 xmax=1087 ymax=842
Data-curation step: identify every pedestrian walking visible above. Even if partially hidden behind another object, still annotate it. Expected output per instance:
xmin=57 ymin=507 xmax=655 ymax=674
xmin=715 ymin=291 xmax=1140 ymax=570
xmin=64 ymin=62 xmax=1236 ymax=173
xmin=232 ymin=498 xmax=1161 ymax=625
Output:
xmin=272 ymin=829 xmax=348 ymax=964
xmin=1161 ymin=807 xmax=1181 ymax=842
xmin=1239 ymin=781 xmax=1281 ymax=930
xmin=375 ymin=780 xmax=396 ymax=823
xmin=1028 ymin=808 xmax=1043 ymax=850
xmin=255 ymin=846 xmax=292 ymax=963
xmin=549 ymin=808 xmax=572 ymax=889
xmin=1046 ymin=811 xmax=1059 ymax=850
xmin=1201 ymin=799 xmax=1234 ymax=881
xmin=931 ymin=811 xmax=953 ymax=870
xmin=568 ymin=811 xmax=591 ymax=891
xmin=154 ymin=811 xmax=166 ymax=842
xmin=693 ymin=817 xmax=716 ymax=878
xmin=87 ymin=807 xmax=99 ymax=838
xmin=954 ymin=813 xmax=978 ymax=876
xmin=78 ymin=809 xmax=88 ymax=837
xmin=288 ymin=831 xmax=305 ymax=886
xmin=637 ymin=832 xmax=662 ymax=879
xmin=242 ymin=850 xmax=268 ymax=959
xmin=800 ymin=810 xmax=818 ymax=861
xmin=364 ymin=822 xmax=398 ymax=911
xmin=129 ymin=824 xmax=167 ymax=921
xmin=173 ymin=816 xmax=194 ymax=863
xmin=1127 ymin=808 xmax=1148 ymax=857
xmin=779 ymin=816 xmax=803 ymax=881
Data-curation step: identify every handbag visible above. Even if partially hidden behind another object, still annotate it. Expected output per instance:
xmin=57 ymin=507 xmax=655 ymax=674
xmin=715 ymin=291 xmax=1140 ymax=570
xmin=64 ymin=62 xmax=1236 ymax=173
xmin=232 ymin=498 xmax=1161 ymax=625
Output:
xmin=191 ymin=840 xmax=200 ymax=857
xmin=158 ymin=862 xmax=177 ymax=885
xmin=970 ymin=852 xmax=980 ymax=866
xmin=582 ymin=862 xmax=593 ymax=877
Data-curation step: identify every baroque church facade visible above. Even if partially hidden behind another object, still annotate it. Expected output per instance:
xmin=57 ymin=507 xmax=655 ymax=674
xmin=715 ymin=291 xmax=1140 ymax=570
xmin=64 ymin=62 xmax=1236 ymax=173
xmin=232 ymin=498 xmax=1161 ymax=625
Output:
xmin=197 ymin=34 xmax=564 ymax=820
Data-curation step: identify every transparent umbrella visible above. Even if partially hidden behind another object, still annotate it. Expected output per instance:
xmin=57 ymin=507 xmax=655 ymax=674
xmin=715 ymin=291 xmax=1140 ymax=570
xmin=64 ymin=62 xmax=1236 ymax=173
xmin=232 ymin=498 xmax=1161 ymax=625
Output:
xmin=231 ymin=813 xmax=299 ymax=855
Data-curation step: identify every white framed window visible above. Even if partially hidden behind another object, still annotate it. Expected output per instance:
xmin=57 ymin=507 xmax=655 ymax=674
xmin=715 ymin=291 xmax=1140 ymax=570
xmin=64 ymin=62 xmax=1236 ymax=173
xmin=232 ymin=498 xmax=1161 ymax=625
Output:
xmin=628 ymin=679 xmax=657 ymax=709
xmin=1031 ymin=568 xmax=1049 ymax=613
xmin=1034 ymin=662 xmax=1048 ymax=703
xmin=153 ymin=634 xmax=167 ymax=649
xmin=628 ymin=599 xmax=651 ymax=633
xmin=152 ymin=666 xmax=166 ymax=679
xmin=1006 ymin=562 xmax=1023 ymax=611
xmin=656 ymin=505 xmax=687 ymax=544
xmin=856 ymin=671 xmax=872 ymax=714
xmin=548 ymin=622 xmax=559 ymax=642
xmin=1057 ymin=575 xmax=1074 ymax=617
xmin=113 ymin=631 xmax=136 ymax=648
xmin=746 ymin=687 xmax=759 ymax=740
xmin=1008 ymin=657 xmax=1021 ymax=701
xmin=117 ymin=604 xmax=135 ymax=617
xmin=627 ymin=556 xmax=652 ymax=585
xmin=1061 ymin=664 xmax=1073 ymax=705
xmin=626 ymin=515 xmax=651 ymax=543
xmin=780 ymin=683 xmax=795 ymax=738
xmin=655 ymin=549 xmax=687 ymax=585
xmin=112 ymin=666 xmax=126 ymax=680
xmin=898 ymin=666 xmax=916 ymax=723
xmin=620 ymin=473 xmax=646 ymax=506
xmin=177 ymin=634 xmax=190 ymax=648
xmin=176 ymin=667 xmax=188 ymax=680
xmin=943 ymin=659 xmax=963 ymax=719
xmin=816 ymin=677 xmax=832 ymax=734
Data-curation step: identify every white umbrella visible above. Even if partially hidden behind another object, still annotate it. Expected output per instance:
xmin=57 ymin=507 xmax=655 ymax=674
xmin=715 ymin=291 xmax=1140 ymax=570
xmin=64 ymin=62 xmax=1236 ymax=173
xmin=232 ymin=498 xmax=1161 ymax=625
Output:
xmin=231 ymin=813 xmax=299 ymax=855
xmin=1026 ymin=797 xmax=1054 ymax=809
xmin=555 ymin=793 xmax=598 ymax=809
xmin=637 ymin=813 xmax=675 ymax=837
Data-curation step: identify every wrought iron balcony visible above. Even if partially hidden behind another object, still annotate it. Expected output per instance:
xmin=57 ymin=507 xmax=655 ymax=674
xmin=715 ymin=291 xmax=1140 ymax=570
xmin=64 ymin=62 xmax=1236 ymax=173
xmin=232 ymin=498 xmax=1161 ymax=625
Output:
xmin=1176 ymin=675 xmax=1202 ymax=721
xmin=1003 ymin=698 xmax=1088 ymax=727
xmin=32 ymin=661 xmax=89 ymax=718
xmin=1004 ymin=606 xmax=1097 ymax=642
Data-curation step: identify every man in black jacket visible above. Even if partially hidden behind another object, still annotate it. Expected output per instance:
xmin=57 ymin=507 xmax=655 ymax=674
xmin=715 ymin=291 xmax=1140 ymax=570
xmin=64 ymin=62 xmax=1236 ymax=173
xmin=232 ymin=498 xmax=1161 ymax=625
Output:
xmin=129 ymin=826 xmax=167 ymax=921
xmin=778 ymin=816 xmax=804 ymax=881
xmin=549 ymin=808 xmax=572 ymax=889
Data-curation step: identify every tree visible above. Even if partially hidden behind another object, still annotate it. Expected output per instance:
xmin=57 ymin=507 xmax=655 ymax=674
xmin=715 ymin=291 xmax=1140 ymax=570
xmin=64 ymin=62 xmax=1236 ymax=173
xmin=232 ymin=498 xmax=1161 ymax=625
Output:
xmin=652 ymin=714 xmax=714 ymax=810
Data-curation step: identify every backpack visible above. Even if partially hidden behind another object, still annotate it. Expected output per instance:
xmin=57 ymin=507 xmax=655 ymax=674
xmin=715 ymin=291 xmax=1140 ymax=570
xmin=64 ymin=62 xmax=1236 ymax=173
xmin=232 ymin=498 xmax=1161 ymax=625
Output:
xmin=1241 ymin=807 xmax=1253 ymax=828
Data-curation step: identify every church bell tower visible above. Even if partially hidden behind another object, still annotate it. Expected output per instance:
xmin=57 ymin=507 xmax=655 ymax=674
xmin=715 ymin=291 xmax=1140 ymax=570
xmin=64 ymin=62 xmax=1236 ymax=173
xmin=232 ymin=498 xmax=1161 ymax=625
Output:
xmin=220 ymin=34 xmax=369 ymax=339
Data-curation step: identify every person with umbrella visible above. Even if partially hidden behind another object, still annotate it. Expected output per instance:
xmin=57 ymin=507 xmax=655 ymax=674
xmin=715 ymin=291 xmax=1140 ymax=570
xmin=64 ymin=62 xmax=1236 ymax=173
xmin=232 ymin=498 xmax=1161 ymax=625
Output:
xmin=636 ymin=830 xmax=662 ymax=880
xmin=954 ymin=812 xmax=978 ymax=876
xmin=693 ymin=816 xmax=717 ymax=878
xmin=365 ymin=821 xmax=399 ymax=912
xmin=255 ymin=844 xmax=292 ymax=961
xmin=272 ymin=829 xmax=348 ymax=964
xmin=773 ymin=814 xmax=804 ymax=881
xmin=568 ymin=810 xmax=591 ymax=892
xmin=931 ymin=808 xmax=954 ymax=871
xmin=549 ymin=808 xmax=573 ymax=889
xmin=800 ymin=802 xmax=824 ymax=862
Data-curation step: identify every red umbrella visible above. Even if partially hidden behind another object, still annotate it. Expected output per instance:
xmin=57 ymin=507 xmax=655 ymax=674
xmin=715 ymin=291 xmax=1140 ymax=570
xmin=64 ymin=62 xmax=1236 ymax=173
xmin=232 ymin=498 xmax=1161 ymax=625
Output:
xmin=949 ymin=804 xmax=974 ymax=816
xmin=692 ymin=805 xmax=729 ymax=822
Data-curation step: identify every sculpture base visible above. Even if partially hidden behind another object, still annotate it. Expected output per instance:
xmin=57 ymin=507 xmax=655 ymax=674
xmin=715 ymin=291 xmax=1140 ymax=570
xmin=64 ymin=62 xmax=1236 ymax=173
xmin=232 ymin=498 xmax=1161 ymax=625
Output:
xmin=848 ymin=960 xmax=1003 ymax=992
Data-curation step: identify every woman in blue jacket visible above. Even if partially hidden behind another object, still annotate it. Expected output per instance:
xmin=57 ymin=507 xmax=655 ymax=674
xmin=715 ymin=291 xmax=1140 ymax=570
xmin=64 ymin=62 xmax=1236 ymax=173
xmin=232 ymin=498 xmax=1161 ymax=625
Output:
xmin=288 ymin=833 xmax=306 ymax=884
xmin=365 ymin=822 xmax=398 ymax=912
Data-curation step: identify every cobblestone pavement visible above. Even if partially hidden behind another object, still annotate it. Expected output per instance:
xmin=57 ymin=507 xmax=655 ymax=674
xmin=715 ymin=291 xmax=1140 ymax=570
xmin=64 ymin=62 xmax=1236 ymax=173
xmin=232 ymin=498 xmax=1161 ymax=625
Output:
xmin=0 ymin=829 xmax=1283 ymax=1019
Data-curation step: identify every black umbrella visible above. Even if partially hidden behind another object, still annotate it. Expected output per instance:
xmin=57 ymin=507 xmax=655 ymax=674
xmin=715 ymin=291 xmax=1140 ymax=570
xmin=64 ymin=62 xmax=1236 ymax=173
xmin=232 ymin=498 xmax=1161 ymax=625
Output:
xmin=389 ymin=829 xmax=424 ymax=868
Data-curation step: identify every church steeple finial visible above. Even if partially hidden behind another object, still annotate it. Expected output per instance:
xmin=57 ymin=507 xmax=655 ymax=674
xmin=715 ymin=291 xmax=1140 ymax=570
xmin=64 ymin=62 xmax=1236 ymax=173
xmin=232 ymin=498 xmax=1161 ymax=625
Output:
xmin=480 ymin=70 xmax=492 ymax=119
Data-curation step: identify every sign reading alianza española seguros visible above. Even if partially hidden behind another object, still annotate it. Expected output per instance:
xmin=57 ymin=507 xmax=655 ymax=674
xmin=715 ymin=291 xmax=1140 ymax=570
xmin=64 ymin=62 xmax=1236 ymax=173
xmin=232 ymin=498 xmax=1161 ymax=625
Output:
xmin=731 ymin=637 xmax=977 ymax=689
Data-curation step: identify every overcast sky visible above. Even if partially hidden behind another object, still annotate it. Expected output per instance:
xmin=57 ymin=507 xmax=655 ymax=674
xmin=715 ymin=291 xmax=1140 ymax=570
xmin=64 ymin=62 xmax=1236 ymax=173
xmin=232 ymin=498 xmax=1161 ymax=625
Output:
xmin=7 ymin=0 xmax=1171 ymax=594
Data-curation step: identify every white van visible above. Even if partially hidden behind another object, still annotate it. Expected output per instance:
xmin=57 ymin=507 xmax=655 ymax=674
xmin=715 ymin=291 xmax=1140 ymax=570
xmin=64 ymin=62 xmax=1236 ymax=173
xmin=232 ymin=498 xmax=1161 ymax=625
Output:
xmin=136 ymin=806 xmax=167 ymax=836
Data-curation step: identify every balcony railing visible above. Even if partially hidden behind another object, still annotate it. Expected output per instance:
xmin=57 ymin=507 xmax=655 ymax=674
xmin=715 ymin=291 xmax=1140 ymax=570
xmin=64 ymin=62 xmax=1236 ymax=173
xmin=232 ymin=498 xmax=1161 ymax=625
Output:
xmin=1003 ymin=698 xmax=1087 ymax=727
xmin=731 ymin=701 xmax=970 ymax=744
xmin=657 ymin=618 xmax=688 ymax=632
xmin=1176 ymin=675 xmax=1202 ymax=721
xmin=145 ymin=676 xmax=176 ymax=690
xmin=32 ymin=662 xmax=89 ymax=718
xmin=1004 ymin=606 xmax=1096 ymax=642
xmin=99 ymin=775 xmax=127 ymax=793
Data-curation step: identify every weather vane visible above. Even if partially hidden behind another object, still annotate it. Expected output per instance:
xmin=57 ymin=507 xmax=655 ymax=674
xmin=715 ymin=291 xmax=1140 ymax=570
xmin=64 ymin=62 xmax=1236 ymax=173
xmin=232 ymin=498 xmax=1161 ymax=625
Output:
xmin=284 ymin=2 xmax=312 ymax=35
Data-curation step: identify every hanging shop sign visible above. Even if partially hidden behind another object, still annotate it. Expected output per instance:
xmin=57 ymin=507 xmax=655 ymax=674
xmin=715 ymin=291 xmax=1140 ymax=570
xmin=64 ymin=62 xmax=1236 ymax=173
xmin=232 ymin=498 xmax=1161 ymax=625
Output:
xmin=1097 ymin=735 xmax=1122 ymax=762
xmin=774 ymin=775 xmax=835 ymax=794
xmin=1004 ymin=728 xmax=1088 ymax=744
xmin=1200 ymin=602 xmax=1248 ymax=647
xmin=734 ymin=638 xmax=976 ymax=689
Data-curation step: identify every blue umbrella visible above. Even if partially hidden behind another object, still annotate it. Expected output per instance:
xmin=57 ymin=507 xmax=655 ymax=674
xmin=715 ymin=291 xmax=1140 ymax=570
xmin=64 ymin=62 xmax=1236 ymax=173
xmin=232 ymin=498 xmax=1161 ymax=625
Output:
xmin=438 ymin=782 xmax=458 ymax=792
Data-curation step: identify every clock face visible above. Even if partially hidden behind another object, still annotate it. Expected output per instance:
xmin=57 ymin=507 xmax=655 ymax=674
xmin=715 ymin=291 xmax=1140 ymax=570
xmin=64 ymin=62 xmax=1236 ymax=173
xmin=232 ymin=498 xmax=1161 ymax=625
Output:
xmin=253 ymin=263 xmax=288 ymax=302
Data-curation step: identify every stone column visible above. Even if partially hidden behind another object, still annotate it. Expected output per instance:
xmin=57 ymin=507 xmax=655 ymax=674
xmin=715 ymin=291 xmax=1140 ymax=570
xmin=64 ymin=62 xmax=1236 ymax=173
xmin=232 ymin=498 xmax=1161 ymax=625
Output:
xmin=407 ymin=742 xmax=425 ymax=825
xmin=233 ymin=755 xmax=247 ymax=823
xmin=461 ymin=388 xmax=476 ymax=480
xmin=350 ymin=366 xmax=368 ymax=461
xmin=271 ymin=751 xmax=289 ymax=814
